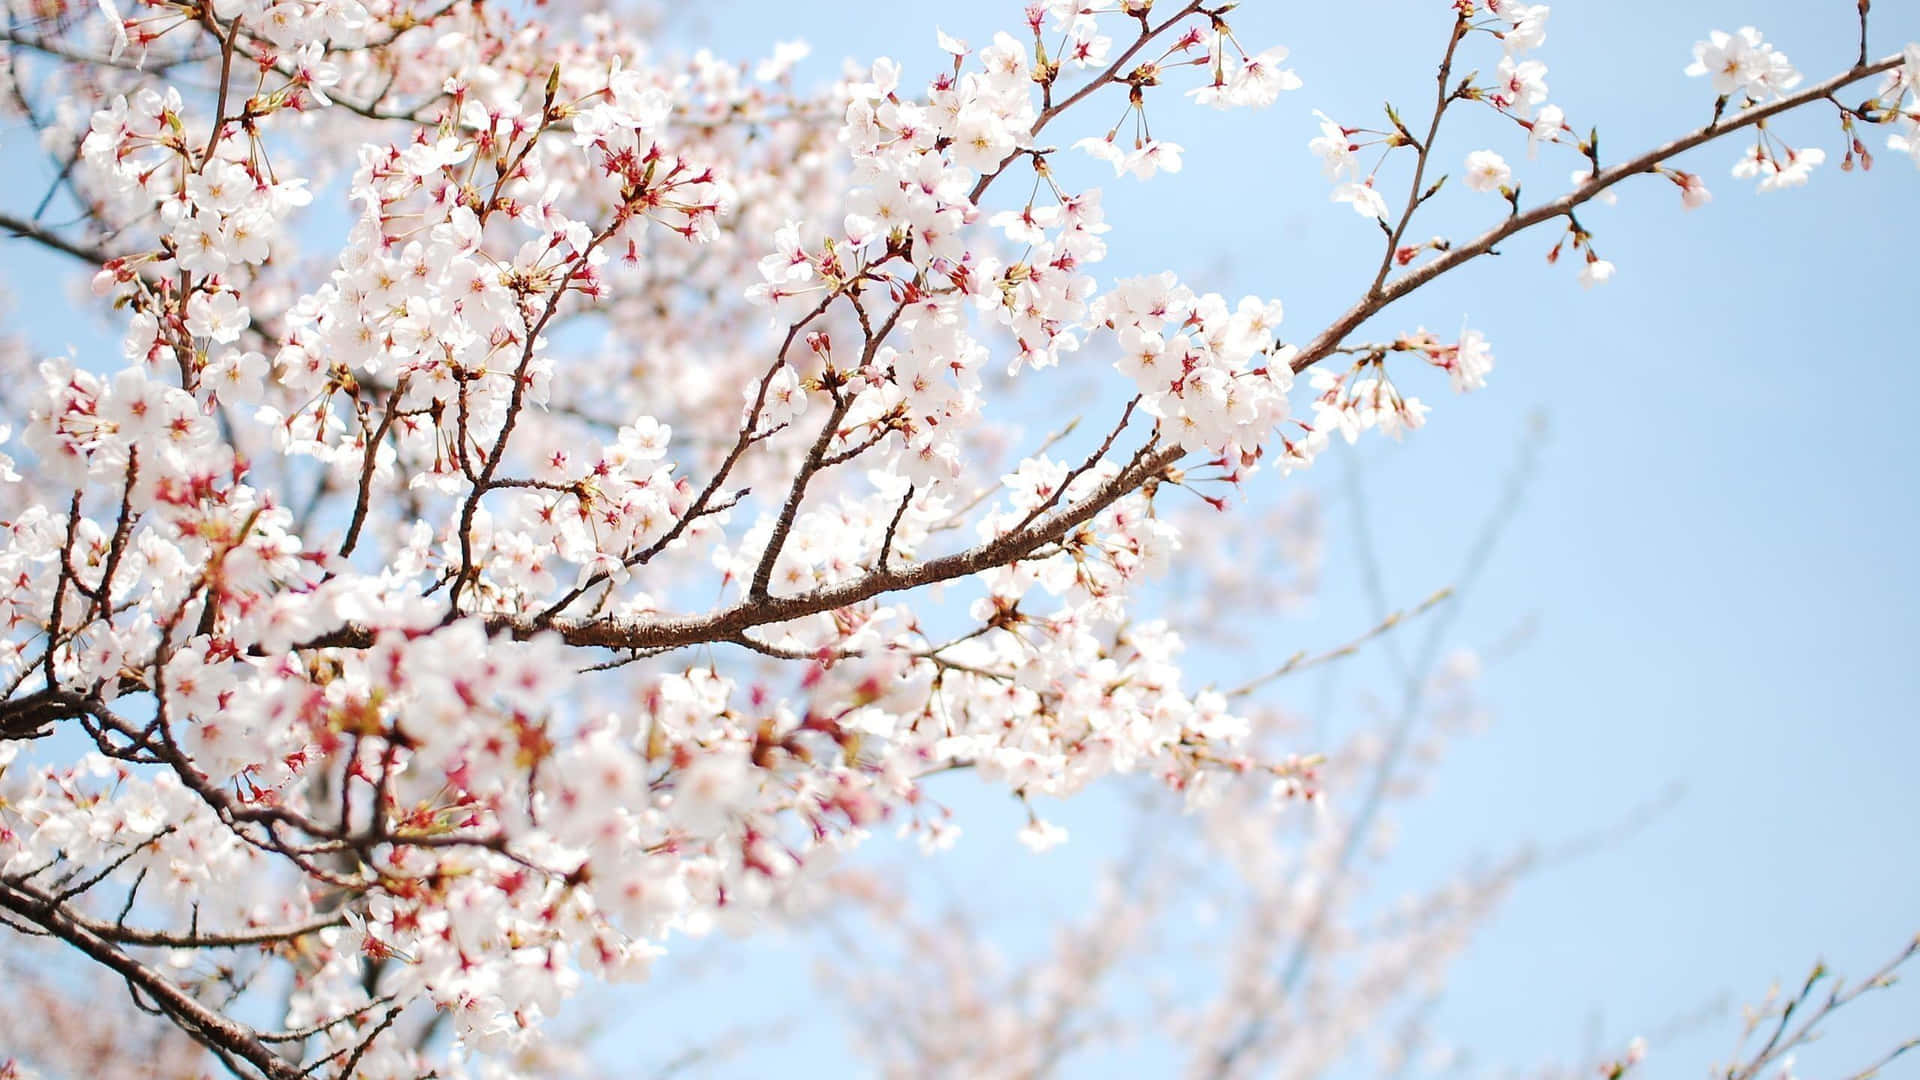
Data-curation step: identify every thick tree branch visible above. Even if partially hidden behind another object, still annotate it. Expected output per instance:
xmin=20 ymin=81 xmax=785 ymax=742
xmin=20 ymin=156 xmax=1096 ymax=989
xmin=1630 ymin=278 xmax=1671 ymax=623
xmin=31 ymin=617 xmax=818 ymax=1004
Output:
xmin=0 ymin=879 xmax=304 ymax=1079
xmin=307 ymin=443 xmax=1184 ymax=654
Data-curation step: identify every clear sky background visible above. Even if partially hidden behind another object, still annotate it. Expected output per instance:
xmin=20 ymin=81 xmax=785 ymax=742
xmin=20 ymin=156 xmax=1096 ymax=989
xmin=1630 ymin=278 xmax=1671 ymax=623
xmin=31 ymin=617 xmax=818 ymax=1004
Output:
xmin=3 ymin=0 xmax=1917 ymax=1077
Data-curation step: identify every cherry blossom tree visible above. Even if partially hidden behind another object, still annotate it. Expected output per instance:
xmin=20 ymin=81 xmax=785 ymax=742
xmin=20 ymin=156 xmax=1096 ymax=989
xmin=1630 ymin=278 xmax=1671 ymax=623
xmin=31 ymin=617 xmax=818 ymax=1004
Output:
xmin=0 ymin=0 xmax=1915 ymax=1075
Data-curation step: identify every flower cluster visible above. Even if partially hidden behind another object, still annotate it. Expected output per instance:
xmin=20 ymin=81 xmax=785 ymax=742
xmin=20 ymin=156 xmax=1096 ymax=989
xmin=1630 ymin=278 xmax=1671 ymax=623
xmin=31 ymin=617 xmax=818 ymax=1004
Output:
xmin=1685 ymin=26 xmax=1802 ymax=100
xmin=1096 ymin=276 xmax=1296 ymax=463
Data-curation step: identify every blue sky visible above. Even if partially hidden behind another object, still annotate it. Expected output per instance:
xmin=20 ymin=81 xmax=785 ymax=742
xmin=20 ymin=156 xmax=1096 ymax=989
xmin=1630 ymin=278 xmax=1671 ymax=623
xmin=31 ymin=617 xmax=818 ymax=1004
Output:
xmin=3 ymin=0 xmax=1916 ymax=1076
